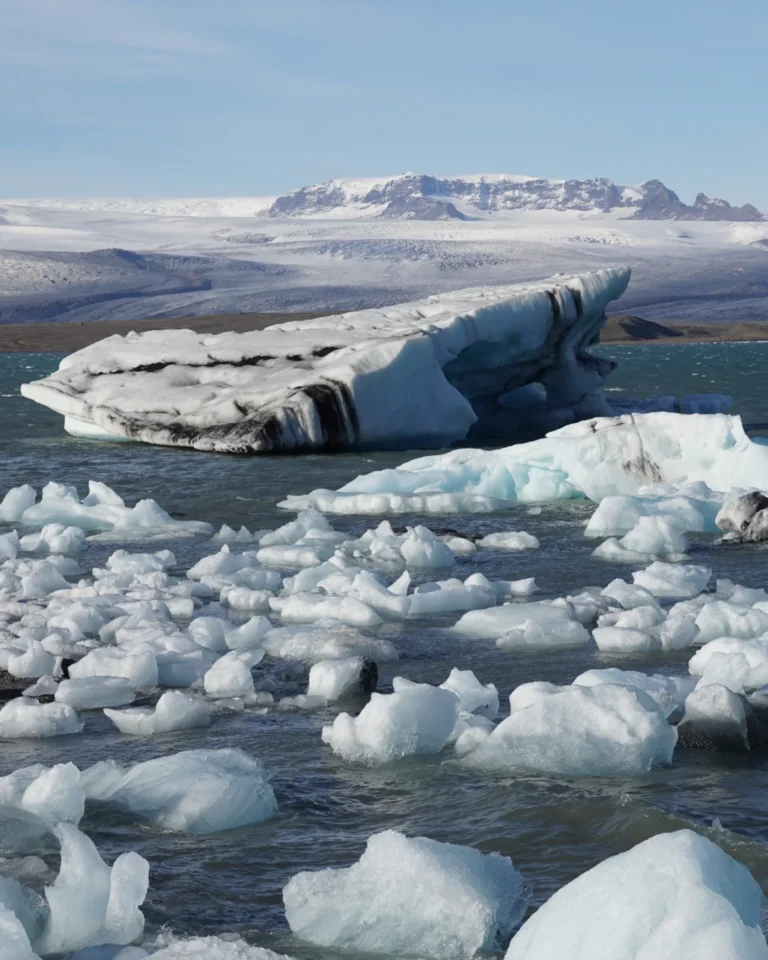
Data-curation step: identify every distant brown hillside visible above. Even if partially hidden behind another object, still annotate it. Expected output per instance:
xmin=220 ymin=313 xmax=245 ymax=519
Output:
xmin=601 ymin=315 xmax=768 ymax=344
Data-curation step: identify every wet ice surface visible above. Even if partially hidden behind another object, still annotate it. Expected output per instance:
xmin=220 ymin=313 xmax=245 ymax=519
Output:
xmin=4 ymin=349 xmax=768 ymax=958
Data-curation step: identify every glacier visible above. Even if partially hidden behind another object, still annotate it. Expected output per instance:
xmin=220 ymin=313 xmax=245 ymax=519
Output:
xmin=20 ymin=269 xmax=629 ymax=453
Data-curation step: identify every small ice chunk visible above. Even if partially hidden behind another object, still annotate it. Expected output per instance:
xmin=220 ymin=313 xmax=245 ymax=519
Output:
xmin=147 ymin=934 xmax=294 ymax=959
xmin=105 ymin=691 xmax=210 ymax=735
xmin=465 ymin=684 xmax=676 ymax=777
xmin=321 ymin=679 xmax=459 ymax=765
xmin=454 ymin=602 xmax=573 ymax=640
xmin=497 ymin=619 xmax=590 ymax=649
xmin=476 ymin=531 xmax=539 ymax=551
xmin=678 ymin=684 xmax=750 ymax=751
xmin=504 ymin=830 xmax=768 ymax=959
xmin=600 ymin=578 xmax=660 ymax=610
xmin=573 ymin=669 xmax=694 ymax=720
xmin=34 ymin=824 xmax=148 ymax=956
xmin=284 ymin=829 xmax=527 ymax=960
xmin=68 ymin=647 xmax=158 ymax=688
xmin=263 ymin=621 xmax=398 ymax=664
xmin=81 ymin=748 xmax=277 ymax=833
xmin=56 ymin=678 xmax=135 ymax=710
xmin=307 ymin=658 xmax=378 ymax=700
xmin=633 ymin=561 xmax=711 ymax=600
xmin=0 ymin=698 xmax=83 ymax=738
xmin=0 ymin=762 xmax=85 ymax=825
xmin=19 ymin=524 xmax=87 ymax=556
xmin=439 ymin=668 xmax=499 ymax=718
xmin=225 ymin=616 xmax=271 ymax=651
xmin=0 ymin=485 xmax=37 ymax=523
xmin=592 ymin=626 xmax=660 ymax=653
xmin=203 ymin=650 xmax=263 ymax=699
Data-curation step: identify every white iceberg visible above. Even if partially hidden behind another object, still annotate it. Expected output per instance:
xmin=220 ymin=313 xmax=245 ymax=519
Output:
xmin=0 ymin=762 xmax=85 ymax=825
xmin=55 ymin=678 xmax=135 ymax=710
xmin=476 ymin=531 xmax=539 ymax=551
xmin=263 ymin=621 xmax=398 ymax=664
xmin=306 ymin=657 xmax=377 ymax=700
xmin=21 ymin=269 xmax=629 ymax=452
xmin=81 ymin=748 xmax=277 ymax=833
xmin=104 ymin=691 xmax=210 ymax=735
xmin=33 ymin=823 xmax=148 ymax=956
xmin=283 ymin=412 xmax=768 ymax=515
xmin=284 ymin=829 xmax=526 ymax=960
xmin=504 ymin=829 xmax=768 ymax=959
xmin=464 ymin=683 xmax=676 ymax=777
xmin=0 ymin=698 xmax=84 ymax=739
xmin=322 ymin=678 xmax=459 ymax=765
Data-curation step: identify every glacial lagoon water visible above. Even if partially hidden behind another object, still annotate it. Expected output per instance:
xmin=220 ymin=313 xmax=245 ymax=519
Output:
xmin=4 ymin=342 xmax=768 ymax=956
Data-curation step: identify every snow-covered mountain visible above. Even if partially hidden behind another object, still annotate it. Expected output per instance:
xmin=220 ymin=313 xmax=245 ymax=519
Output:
xmin=266 ymin=173 xmax=765 ymax=222
xmin=2 ymin=172 xmax=768 ymax=326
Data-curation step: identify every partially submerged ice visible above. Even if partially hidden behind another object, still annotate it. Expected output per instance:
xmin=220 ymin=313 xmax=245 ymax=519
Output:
xmin=284 ymin=829 xmax=526 ymax=960
xmin=463 ymin=682 xmax=677 ymax=777
xmin=321 ymin=678 xmax=459 ymax=765
xmin=81 ymin=748 xmax=277 ymax=834
xmin=20 ymin=269 xmax=629 ymax=451
xmin=504 ymin=830 xmax=768 ymax=959
xmin=283 ymin=412 xmax=768 ymax=515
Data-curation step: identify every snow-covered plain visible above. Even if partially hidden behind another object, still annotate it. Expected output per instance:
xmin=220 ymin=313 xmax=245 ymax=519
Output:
xmin=3 ymin=172 xmax=768 ymax=323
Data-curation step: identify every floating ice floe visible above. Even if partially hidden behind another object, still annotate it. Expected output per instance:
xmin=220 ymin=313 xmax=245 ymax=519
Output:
xmin=463 ymin=682 xmax=677 ymax=777
xmin=0 ymin=762 xmax=85 ymax=825
xmin=0 ymin=699 xmax=84 ymax=739
xmin=0 ymin=481 xmax=212 ymax=538
xmin=263 ymin=621 xmax=398 ymax=664
xmin=284 ymin=829 xmax=526 ymax=960
xmin=31 ymin=824 xmax=148 ymax=956
xmin=322 ymin=678 xmax=459 ymax=765
xmin=572 ymin=669 xmax=695 ymax=720
xmin=55 ymin=678 xmax=135 ymax=710
xmin=591 ymin=516 xmax=689 ymax=563
xmin=306 ymin=657 xmax=378 ymax=700
xmin=105 ymin=691 xmax=210 ymax=735
xmin=81 ymin=748 xmax=277 ymax=834
xmin=282 ymin=412 xmax=768 ymax=516
xmin=677 ymin=684 xmax=754 ymax=752
xmin=504 ymin=829 xmax=768 ymax=959
xmin=21 ymin=269 xmax=629 ymax=451
xmin=475 ymin=531 xmax=539 ymax=551
xmin=141 ymin=934 xmax=296 ymax=959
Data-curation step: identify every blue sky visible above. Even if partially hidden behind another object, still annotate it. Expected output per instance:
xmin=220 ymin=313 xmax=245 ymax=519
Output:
xmin=1 ymin=0 xmax=766 ymax=204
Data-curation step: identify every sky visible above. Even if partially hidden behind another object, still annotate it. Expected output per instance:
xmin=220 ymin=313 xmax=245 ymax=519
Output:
xmin=1 ymin=0 xmax=766 ymax=205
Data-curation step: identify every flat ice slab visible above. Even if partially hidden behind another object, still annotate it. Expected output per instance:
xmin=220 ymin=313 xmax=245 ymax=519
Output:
xmin=21 ymin=269 xmax=629 ymax=452
xmin=284 ymin=412 xmax=768 ymax=515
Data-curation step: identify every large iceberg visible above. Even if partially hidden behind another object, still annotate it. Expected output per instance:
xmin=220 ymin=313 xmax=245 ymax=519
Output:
xmin=284 ymin=829 xmax=526 ymax=960
xmin=284 ymin=412 xmax=768 ymax=515
xmin=504 ymin=830 xmax=768 ymax=959
xmin=20 ymin=270 xmax=629 ymax=451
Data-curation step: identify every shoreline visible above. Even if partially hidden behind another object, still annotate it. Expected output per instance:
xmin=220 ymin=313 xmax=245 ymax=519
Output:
xmin=0 ymin=311 xmax=767 ymax=354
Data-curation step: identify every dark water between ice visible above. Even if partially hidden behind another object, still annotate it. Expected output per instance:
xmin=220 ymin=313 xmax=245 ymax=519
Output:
xmin=4 ymin=343 xmax=768 ymax=957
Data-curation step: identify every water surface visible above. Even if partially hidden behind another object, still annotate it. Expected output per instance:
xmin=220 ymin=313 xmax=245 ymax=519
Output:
xmin=4 ymin=344 xmax=768 ymax=956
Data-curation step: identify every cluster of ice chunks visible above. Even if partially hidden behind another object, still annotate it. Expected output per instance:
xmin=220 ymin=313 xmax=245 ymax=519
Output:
xmin=281 ymin=828 xmax=768 ymax=960
xmin=0 ymin=749 xmax=277 ymax=836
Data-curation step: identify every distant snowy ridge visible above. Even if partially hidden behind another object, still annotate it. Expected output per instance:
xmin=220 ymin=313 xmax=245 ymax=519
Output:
xmin=21 ymin=268 xmax=630 ymax=453
xmin=265 ymin=173 xmax=765 ymax=222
